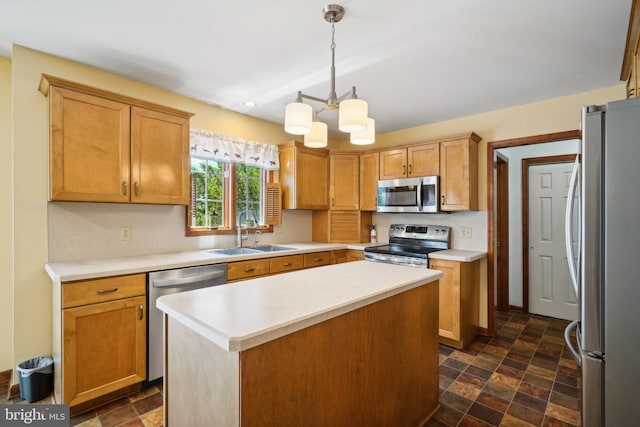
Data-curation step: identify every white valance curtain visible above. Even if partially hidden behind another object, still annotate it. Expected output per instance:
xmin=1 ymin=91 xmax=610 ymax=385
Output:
xmin=189 ymin=129 xmax=279 ymax=170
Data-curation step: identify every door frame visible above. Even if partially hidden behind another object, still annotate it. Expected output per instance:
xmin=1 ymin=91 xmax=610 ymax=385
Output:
xmin=486 ymin=130 xmax=580 ymax=335
xmin=521 ymin=154 xmax=577 ymax=313
xmin=496 ymin=153 xmax=510 ymax=311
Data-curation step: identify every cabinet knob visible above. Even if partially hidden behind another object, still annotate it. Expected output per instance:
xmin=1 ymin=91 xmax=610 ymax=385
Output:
xmin=402 ymin=165 xmax=406 ymax=174
xmin=408 ymin=164 xmax=412 ymax=175
xmin=122 ymin=182 xmax=127 ymax=196
xmin=134 ymin=182 xmax=140 ymax=197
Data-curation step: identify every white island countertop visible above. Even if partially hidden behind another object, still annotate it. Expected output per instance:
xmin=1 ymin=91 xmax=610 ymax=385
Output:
xmin=156 ymin=261 xmax=441 ymax=352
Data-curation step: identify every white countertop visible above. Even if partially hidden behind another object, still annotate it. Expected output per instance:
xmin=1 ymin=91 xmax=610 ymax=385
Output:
xmin=429 ymin=249 xmax=487 ymax=262
xmin=156 ymin=261 xmax=442 ymax=352
xmin=45 ymin=242 xmax=377 ymax=282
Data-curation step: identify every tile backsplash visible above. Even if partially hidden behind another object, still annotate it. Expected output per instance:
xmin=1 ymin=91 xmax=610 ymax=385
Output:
xmin=47 ymin=202 xmax=312 ymax=262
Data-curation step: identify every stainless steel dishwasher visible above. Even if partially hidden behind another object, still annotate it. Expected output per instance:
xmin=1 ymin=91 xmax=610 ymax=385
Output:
xmin=147 ymin=263 xmax=227 ymax=383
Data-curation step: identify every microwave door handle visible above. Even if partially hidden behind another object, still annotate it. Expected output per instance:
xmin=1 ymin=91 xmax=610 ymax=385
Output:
xmin=416 ymin=180 xmax=423 ymax=211
xmin=564 ymin=156 xmax=580 ymax=299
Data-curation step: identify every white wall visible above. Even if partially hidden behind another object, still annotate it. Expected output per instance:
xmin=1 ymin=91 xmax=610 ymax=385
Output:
xmin=496 ymin=139 xmax=579 ymax=307
xmin=372 ymin=211 xmax=487 ymax=251
xmin=48 ymin=203 xmax=312 ymax=261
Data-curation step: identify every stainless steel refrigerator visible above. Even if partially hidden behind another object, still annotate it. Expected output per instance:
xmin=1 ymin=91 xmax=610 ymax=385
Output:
xmin=564 ymin=97 xmax=640 ymax=426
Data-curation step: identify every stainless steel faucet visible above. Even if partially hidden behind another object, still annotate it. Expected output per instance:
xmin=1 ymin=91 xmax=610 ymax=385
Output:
xmin=236 ymin=209 xmax=259 ymax=248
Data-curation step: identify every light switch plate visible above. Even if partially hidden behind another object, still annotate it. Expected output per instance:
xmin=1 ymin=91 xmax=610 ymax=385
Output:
xmin=460 ymin=227 xmax=472 ymax=239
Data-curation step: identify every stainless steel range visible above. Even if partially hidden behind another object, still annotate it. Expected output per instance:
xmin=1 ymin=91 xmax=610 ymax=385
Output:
xmin=364 ymin=224 xmax=450 ymax=268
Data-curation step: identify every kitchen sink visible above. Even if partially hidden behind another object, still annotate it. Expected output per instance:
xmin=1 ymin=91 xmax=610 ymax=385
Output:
xmin=206 ymin=247 xmax=263 ymax=256
xmin=252 ymin=245 xmax=295 ymax=252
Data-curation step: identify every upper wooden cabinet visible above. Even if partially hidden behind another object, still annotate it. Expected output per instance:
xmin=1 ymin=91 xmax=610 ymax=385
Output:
xmin=621 ymin=0 xmax=640 ymax=98
xmin=440 ymin=134 xmax=480 ymax=211
xmin=359 ymin=152 xmax=379 ymax=211
xmin=279 ymin=141 xmax=329 ymax=210
xmin=379 ymin=142 xmax=439 ymax=180
xmin=330 ymin=153 xmax=359 ymax=210
xmin=40 ymin=75 xmax=192 ymax=205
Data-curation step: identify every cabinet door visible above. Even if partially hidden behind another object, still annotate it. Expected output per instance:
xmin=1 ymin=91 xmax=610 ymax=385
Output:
xmin=379 ymin=148 xmax=407 ymax=180
xmin=330 ymin=154 xmax=359 ymax=210
xmin=63 ymin=296 xmax=146 ymax=406
xmin=130 ymin=107 xmax=190 ymax=205
xmin=346 ymin=250 xmax=364 ymax=262
xmin=429 ymin=259 xmax=461 ymax=342
xmin=297 ymin=148 xmax=329 ymax=209
xmin=359 ymin=153 xmax=379 ymax=211
xmin=440 ymin=138 xmax=478 ymax=211
xmin=50 ymin=87 xmax=130 ymax=202
xmin=407 ymin=143 xmax=439 ymax=177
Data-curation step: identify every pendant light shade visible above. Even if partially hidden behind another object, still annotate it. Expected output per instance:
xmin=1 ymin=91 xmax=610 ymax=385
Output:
xmin=304 ymin=121 xmax=328 ymax=148
xmin=350 ymin=118 xmax=375 ymax=145
xmin=338 ymin=98 xmax=368 ymax=133
xmin=284 ymin=102 xmax=313 ymax=135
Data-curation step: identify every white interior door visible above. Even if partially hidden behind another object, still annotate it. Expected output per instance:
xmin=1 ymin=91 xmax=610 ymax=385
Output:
xmin=528 ymin=162 xmax=578 ymax=320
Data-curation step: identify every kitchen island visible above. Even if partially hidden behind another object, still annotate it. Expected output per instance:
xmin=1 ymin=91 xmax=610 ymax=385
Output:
xmin=157 ymin=261 xmax=442 ymax=427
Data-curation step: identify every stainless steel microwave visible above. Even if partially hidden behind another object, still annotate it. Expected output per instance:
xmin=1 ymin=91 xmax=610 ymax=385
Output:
xmin=377 ymin=176 xmax=439 ymax=213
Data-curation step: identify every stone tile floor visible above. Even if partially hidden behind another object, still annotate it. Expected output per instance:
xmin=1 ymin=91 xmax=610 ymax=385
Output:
xmin=1 ymin=310 xmax=580 ymax=427
xmin=427 ymin=310 xmax=580 ymax=426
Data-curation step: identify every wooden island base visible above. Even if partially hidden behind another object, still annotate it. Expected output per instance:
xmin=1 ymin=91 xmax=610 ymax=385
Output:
xmin=164 ymin=281 xmax=440 ymax=427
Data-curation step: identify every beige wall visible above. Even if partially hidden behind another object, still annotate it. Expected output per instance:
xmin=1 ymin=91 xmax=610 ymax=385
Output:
xmin=0 ymin=56 xmax=13 ymax=372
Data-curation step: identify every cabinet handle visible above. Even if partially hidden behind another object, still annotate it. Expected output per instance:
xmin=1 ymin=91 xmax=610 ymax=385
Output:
xmin=97 ymin=288 xmax=118 ymax=294
xmin=244 ymin=267 xmax=256 ymax=273
xmin=122 ymin=182 xmax=127 ymax=196
xmin=408 ymin=164 xmax=412 ymax=175
xmin=134 ymin=182 xmax=140 ymax=197
xmin=441 ymin=195 xmax=445 ymax=205
xmin=402 ymin=165 xmax=406 ymax=174
xmin=314 ymin=258 xmax=323 ymax=262
xmin=139 ymin=304 xmax=144 ymax=320
xmin=332 ymin=198 xmax=335 ymax=207
xmin=283 ymin=262 xmax=292 ymax=267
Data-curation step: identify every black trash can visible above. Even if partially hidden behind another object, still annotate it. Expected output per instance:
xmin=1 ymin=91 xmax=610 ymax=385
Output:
xmin=17 ymin=357 xmax=54 ymax=402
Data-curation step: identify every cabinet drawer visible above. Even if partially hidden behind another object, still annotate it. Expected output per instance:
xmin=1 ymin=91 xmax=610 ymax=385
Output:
xmin=269 ymin=255 xmax=304 ymax=274
xmin=303 ymin=251 xmax=333 ymax=268
xmin=63 ymin=274 xmax=146 ymax=308
xmin=228 ymin=259 xmax=270 ymax=281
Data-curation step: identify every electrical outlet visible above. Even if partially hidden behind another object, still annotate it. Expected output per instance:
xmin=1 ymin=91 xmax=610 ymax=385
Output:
xmin=120 ymin=227 xmax=131 ymax=241
xmin=460 ymin=227 xmax=472 ymax=239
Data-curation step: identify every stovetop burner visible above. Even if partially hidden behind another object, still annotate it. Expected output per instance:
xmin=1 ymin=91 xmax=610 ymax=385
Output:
xmin=364 ymin=224 xmax=450 ymax=267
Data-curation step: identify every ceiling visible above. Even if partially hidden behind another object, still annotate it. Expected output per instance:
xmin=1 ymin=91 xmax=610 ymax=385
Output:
xmin=0 ymin=0 xmax=632 ymax=140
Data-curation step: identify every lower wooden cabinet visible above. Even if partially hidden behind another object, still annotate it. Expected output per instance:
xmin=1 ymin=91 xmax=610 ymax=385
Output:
xmin=429 ymin=259 xmax=480 ymax=349
xmin=55 ymin=274 xmax=146 ymax=413
xmin=228 ymin=259 xmax=270 ymax=282
xmin=269 ymin=255 xmax=304 ymax=275
xmin=303 ymin=251 xmax=332 ymax=268
xmin=346 ymin=249 xmax=364 ymax=262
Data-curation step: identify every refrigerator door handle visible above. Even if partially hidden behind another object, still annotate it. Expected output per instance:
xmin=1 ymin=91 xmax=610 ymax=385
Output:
xmin=564 ymin=320 xmax=582 ymax=366
xmin=564 ymin=155 xmax=580 ymax=298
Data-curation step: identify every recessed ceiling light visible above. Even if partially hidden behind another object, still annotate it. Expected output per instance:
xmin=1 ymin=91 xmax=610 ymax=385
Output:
xmin=243 ymin=101 xmax=257 ymax=108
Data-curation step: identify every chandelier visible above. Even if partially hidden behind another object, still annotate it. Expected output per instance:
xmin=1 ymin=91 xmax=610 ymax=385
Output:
xmin=284 ymin=4 xmax=375 ymax=147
